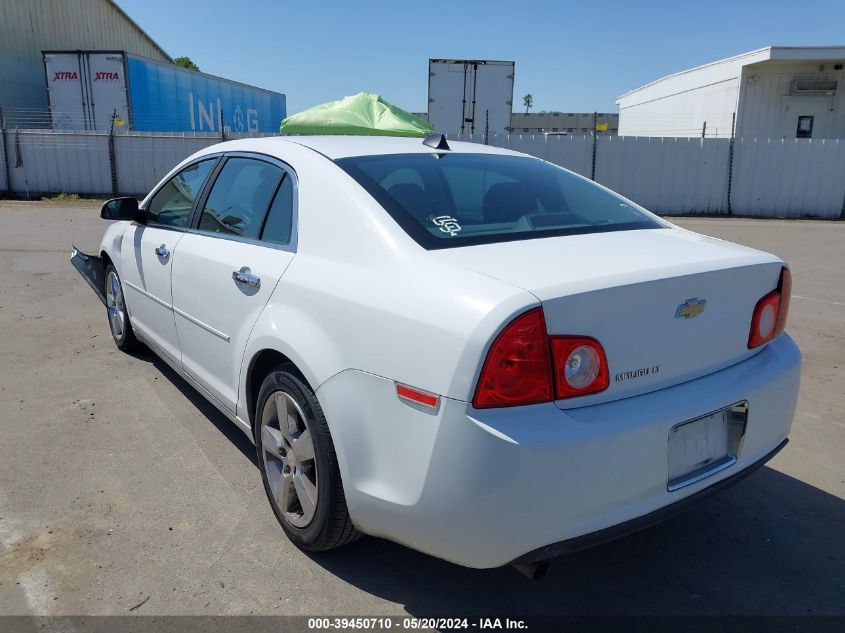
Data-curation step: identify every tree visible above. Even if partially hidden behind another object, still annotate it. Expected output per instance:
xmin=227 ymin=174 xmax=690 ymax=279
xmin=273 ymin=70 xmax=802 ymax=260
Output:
xmin=523 ymin=94 xmax=533 ymax=113
xmin=174 ymin=56 xmax=199 ymax=72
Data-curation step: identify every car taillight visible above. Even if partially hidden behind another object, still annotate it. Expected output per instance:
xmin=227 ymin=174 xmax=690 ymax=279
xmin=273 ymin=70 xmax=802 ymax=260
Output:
xmin=473 ymin=308 xmax=553 ymax=408
xmin=550 ymin=337 xmax=609 ymax=399
xmin=473 ymin=308 xmax=609 ymax=408
xmin=748 ymin=266 xmax=791 ymax=349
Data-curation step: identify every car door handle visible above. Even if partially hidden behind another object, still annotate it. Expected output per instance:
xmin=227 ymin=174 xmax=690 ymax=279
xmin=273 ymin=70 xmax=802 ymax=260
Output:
xmin=155 ymin=244 xmax=170 ymax=258
xmin=232 ymin=267 xmax=260 ymax=288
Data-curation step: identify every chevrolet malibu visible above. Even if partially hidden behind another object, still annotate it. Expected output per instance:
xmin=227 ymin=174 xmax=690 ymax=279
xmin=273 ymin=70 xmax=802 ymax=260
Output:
xmin=72 ymin=135 xmax=801 ymax=576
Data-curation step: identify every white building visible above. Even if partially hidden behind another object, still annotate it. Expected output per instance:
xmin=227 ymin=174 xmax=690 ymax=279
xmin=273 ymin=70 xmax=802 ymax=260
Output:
xmin=617 ymin=46 xmax=845 ymax=139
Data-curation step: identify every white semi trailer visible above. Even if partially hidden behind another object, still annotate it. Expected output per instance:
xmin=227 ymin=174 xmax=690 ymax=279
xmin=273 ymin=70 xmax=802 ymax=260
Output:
xmin=427 ymin=59 xmax=515 ymax=136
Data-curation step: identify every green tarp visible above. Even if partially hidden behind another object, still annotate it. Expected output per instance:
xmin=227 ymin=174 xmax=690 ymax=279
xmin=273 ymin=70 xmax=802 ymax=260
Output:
xmin=280 ymin=92 xmax=433 ymax=137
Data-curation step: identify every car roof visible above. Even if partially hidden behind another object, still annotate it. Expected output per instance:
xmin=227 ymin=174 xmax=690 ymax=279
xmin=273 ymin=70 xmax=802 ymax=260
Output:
xmin=206 ymin=135 xmax=526 ymax=160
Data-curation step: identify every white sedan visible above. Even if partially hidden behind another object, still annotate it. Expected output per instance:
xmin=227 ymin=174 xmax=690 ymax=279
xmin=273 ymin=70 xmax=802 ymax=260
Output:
xmin=72 ymin=135 xmax=801 ymax=577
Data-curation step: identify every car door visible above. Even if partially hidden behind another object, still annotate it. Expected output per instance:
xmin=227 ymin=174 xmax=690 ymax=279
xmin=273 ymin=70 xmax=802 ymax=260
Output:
xmin=171 ymin=154 xmax=297 ymax=412
xmin=119 ymin=158 xmax=217 ymax=362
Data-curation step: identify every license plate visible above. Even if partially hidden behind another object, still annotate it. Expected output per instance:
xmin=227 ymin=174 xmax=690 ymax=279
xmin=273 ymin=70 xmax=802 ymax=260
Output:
xmin=667 ymin=402 xmax=748 ymax=491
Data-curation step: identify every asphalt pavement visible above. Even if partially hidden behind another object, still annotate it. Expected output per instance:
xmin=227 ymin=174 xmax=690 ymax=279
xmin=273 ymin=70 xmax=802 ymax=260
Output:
xmin=0 ymin=201 xmax=842 ymax=618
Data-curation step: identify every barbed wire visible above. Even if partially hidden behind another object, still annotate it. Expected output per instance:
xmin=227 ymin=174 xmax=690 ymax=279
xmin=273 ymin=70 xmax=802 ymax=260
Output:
xmin=1 ymin=107 xmax=837 ymax=144
xmin=0 ymin=106 xmax=741 ymax=138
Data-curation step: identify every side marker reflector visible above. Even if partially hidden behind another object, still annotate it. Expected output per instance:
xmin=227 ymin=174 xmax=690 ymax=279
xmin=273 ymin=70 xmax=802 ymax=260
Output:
xmin=396 ymin=383 xmax=439 ymax=409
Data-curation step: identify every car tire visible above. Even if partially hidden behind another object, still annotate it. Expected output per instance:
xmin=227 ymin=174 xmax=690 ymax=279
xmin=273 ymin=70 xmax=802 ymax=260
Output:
xmin=255 ymin=364 xmax=360 ymax=551
xmin=104 ymin=264 xmax=140 ymax=352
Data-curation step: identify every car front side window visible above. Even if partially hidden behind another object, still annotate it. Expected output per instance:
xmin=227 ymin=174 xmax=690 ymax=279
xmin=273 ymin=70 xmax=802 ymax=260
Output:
xmin=146 ymin=159 xmax=216 ymax=229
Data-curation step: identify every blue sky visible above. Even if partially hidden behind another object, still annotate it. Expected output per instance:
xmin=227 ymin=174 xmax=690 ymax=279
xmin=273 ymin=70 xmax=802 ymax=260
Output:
xmin=119 ymin=0 xmax=845 ymax=115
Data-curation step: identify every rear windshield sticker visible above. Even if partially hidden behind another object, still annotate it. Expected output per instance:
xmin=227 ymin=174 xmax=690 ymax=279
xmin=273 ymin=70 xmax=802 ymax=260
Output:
xmin=431 ymin=215 xmax=462 ymax=237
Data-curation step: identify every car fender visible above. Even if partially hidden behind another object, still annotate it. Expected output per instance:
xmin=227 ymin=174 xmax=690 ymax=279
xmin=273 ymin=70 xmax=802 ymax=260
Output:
xmin=237 ymin=299 xmax=344 ymax=425
xmin=97 ymin=221 xmax=134 ymax=313
xmin=99 ymin=221 xmax=131 ymax=270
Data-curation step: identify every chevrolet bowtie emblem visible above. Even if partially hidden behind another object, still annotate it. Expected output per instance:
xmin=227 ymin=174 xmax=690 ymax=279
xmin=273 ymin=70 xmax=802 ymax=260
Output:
xmin=675 ymin=298 xmax=706 ymax=319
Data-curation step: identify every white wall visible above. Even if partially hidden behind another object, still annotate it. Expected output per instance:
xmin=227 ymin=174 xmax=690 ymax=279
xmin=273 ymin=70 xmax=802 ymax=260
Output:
xmin=114 ymin=133 xmax=221 ymax=195
xmin=462 ymin=134 xmax=732 ymax=214
xmin=7 ymin=130 xmax=112 ymax=196
xmin=736 ymin=62 xmax=845 ymax=139
xmin=732 ymin=137 xmax=845 ymax=217
xmin=616 ymin=53 xmax=753 ymax=138
xmin=618 ymin=79 xmax=740 ymax=138
xmin=617 ymin=49 xmax=845 ymax=140
xmin=595 ymin=136 xmax=730 ymax=213
xmin=455 ymin=132 xmax=594 ymax=177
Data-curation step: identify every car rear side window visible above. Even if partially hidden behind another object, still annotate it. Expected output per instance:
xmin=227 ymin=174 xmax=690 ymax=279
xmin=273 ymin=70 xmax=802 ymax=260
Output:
xmin=260 ymin=175 xmax=294 ymax=246
xmin=147 ymin=159 xmax=216 ymax=229
xmin=336 ymin=153 xmax=662 ymax=249
xmin=198 ymin=158 xmax=283 ymax=240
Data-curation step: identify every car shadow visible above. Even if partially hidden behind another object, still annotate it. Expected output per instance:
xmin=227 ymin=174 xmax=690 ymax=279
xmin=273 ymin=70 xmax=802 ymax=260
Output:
xmin=308 ymin=468 xmax=845 ymax=617
xmin=134 ymin=347 xmax=258 ymax=468
xmin=138 ymin=346 xmax=845 ymax=616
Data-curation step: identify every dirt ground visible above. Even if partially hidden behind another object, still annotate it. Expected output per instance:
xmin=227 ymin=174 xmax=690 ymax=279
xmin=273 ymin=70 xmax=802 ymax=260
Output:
xmin=0 ymin=201 xmax=842 ymax=618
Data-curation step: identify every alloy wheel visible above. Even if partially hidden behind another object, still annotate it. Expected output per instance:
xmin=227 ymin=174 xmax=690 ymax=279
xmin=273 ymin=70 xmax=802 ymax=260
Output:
xmin=260 ymin=390 xmax=318 ymax=528
xmin=105 ymin=270 xmax=125 ymax=340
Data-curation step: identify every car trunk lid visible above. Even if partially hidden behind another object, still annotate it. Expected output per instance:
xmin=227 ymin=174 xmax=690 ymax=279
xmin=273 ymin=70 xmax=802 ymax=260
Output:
xmin=433 ymin=227 xmax=784 ymax=407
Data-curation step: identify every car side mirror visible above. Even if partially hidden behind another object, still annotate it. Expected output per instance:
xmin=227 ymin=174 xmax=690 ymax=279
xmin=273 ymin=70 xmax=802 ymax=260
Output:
xmin=100 ymin=197 xmax=139 ymax=221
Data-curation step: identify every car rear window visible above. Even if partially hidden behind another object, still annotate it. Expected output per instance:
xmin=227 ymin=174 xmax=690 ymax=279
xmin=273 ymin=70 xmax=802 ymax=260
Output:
xmin=335 ymin=153 xmax=662 ymax=249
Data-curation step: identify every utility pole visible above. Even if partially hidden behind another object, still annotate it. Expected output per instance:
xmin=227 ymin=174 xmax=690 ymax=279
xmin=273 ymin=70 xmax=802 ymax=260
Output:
xmin=108 ymin=109 xmax=118 ymax=196
xmin=591 ymin=111 xmax=598 ymax=181
xmin=470 ymin=62 xmax=478 ymax=134
xmin=727 ymin=112 xmax=736 ymax=215
xmin=460 ymin=63 xmax=468 ymax=135
xmin=0 ymin=108 xmax=10 ymax=195
xmin=484 ymin=109 xmax=489 ymax=145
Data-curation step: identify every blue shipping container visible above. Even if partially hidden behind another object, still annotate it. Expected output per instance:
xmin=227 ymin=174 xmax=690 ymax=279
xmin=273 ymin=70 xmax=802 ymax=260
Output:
xmin=126 ymin=55 xmax=286 ymax=133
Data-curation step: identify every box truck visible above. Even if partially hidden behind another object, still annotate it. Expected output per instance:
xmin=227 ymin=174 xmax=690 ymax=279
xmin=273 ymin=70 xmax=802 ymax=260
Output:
xmin=43 ymin=51 xmax=286 ymax=133
xmin=427 ymin=59 xmax=514 ymax=135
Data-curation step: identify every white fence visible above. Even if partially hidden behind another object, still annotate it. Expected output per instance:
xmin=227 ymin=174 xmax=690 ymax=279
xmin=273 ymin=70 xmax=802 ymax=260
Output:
xmin=1 ymin=128 xmax=844 ymax=218
xmin=456 ymin=133 xmax=596 ymax=177
xmin=731 ymin=137 xmax=845 ymax=218
xmin=596 ymin=136 xmax=730 ymax=215
xmin=113 ymin=132 xmax=223 ymax=195
xmin=4 ymin=130 xmax=112 ymax=196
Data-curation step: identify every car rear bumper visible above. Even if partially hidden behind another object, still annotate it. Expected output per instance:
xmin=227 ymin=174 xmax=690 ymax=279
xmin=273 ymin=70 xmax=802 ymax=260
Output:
xmin=511 ymin=437 xmax=788 ymax=565
xmin=316 ymin=334 xmax=801 ymax=569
